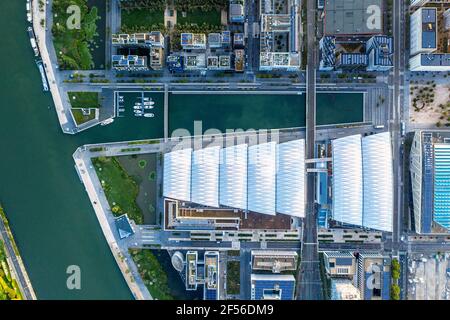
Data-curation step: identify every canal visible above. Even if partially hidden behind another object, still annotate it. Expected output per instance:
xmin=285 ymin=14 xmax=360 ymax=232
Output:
xmin=0 ymin=1 xmax=363 ymax=299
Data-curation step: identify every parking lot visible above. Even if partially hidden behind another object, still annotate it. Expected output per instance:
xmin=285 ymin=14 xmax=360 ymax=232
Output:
xmin=407 ymin=252 xmax=450 ymax=300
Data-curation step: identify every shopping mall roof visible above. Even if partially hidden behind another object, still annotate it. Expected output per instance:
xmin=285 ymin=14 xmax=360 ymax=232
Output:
xmin=248 ymin=142 xmax=277 ymax=215
xmin=191 ymin=147 xmax=221 ymax=207
xmin=163 ymin=140 xmax=306 ymax=217
xmin=362 ymin=132 xmax=393 ymax=232
xmin=276 ymin=140 xmax=305 ymax=217
xmin=163 ymin=148 xmax=192 ymax=202
xmin=332 ymin=133 xmax=394 ymax=232
xmin=219 ymin=144 xmax=248 ymax=210
xmin=332 ymin=134 xmax=363 ymax=227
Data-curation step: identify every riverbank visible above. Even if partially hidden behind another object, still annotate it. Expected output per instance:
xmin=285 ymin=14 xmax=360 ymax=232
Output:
xmin=32 ymin=0 xmax=74 ymax=133
xmin=73 ymin=147 xmax=152 ymax=300
xmin=0 ymin=206 xmax=37 ymax=300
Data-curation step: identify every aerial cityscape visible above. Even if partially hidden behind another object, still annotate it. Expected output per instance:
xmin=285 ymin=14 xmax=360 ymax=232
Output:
xmin=1 ymin=0 xmax=450 ymax=305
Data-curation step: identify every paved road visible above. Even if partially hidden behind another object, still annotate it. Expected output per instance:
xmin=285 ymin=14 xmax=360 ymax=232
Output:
xmin=239 ymin=249 xmax=251 ymax=299
xmin=391 ymin=0 xmax=406 ymax=254
xmin=297 ymin=0 xmax=323 ymax=300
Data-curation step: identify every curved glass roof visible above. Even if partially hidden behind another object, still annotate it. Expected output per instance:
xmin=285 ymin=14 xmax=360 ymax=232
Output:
xmin=362 ymin=132 xmax=393 ymax=232
xmin=191 ymin=146 xmax=221 ymax=207
xmin=276 ymin=139 xmax=305 ymax=217
xmin=332 ymin=134 xmax=363 ymax=226
xmin=248 ymin=142 xmax=277 ymax=215
xmin=219 ymin=144 xmax=248 ymax=210
xmin=163 ymin=148 xmax=192 ymax=202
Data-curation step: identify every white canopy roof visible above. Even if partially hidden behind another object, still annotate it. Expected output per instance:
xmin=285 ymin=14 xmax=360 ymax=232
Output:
xmin=163 ymin=148 xmax=192 ymax=202
xmin=191 ymin=146 xmax=221 ymax=207
xmin=332 ymin=135 xmax=363 ymax=226
xmin=362 ymin=132 xmax=393 ymax=232
xmin=276 ymin=140 xmax=305 ymax=217
xmin=219 ymin=144 xmax=248 ymax=210
xmin=248 ymin=142 xmax=277 ymax=215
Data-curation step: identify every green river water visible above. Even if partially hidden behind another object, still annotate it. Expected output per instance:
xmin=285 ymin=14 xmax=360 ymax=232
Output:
xmin=1 ymin=1 xmax=363 ymax=299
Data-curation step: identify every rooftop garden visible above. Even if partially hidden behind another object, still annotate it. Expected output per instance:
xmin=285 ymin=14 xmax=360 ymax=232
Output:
xmin=68 ymin=91 xmax=100 ymax=125
xmin=92 ymin=156 xmax=144 ymax=224
xmin=52 ymin=0 xmax=100 ymax=70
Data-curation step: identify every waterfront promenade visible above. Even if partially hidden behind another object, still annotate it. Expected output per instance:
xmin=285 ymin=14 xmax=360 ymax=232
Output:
xmin=73 ymin=148 xmax=152 ymax=300
xmin=32 ymin=0 xmax=77 ymax=134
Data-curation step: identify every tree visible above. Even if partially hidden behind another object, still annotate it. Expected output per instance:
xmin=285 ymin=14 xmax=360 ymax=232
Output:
xmin=390 ymin=284 xmax=400 ymax=300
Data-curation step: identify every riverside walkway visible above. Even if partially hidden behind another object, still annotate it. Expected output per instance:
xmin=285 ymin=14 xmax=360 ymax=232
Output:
xmin=73 ymin=148 xmax=152 ymax=300
xmin=32 ymin=0 xmax=77 ymax=134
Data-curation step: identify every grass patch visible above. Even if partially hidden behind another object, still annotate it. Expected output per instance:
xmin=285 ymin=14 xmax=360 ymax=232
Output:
xmin=68 ymin=92 xmax=100 ymax=108
xmin=129 ymin=249 xmax=173 ymax=300
xmin=226 ymin=260 xmax=240 ymax=295
xmin=121 ymin=9 xmax=164 ymax=33
xmin=177 ymin=9 xmax=221 ymax=26
xmin=52 ymin=0 xmax=100 ymax=69
xmin=92 ymin=157 xmax=143 ymax=224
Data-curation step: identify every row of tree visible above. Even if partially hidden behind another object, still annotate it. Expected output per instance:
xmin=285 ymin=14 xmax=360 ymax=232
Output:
xmin=119 ymin=0 xmax=228 ymax=12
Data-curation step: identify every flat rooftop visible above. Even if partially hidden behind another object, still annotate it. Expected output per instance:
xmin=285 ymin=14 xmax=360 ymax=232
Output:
xmin=421 ymin=8 xmax=437 ymax=49
xmin=324 ymin=0 xmax=383 ymax=35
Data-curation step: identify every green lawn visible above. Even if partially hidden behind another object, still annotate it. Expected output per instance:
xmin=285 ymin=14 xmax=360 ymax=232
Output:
xmin=177 ymin=9 xmax=221 ymax=26
xmin=70 ymin=109 xmax=96 ymax=125
xmin=92 ymin=157 xmax=144 ymax=224
xmin=129 ymin=249 xmax=173 ymax=300
xmin=226 ymin=261 xmax=240 ymax=295
xmin=68 ymin=92 xmax=100 ymax=108
xmin=52 ymin=0 xmax=100 ymax=69
xmin=121 ymin=9 xmax=165 ymax=32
